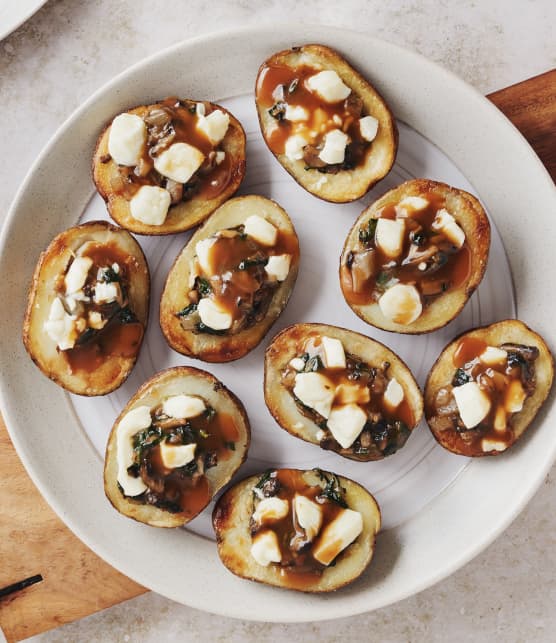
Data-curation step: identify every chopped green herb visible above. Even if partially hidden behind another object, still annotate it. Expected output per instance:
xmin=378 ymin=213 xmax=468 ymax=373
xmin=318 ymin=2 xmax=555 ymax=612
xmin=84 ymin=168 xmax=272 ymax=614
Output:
xmin=254 ymin=469 xmax=275 ymax=490
xmin=100 ymin=266 xmax=120 ymax=283
xmin=313 ymin=469 xmax=348 ymax=508
xmin=238 ymin=257 xmax=268 ymax=270
xmin=410 ymin=231 xmax=427 ymax=246
xmin=358 ymin=218 xmax=378 ymax=245
xmin=176 ymin=303 xmax=197 ymax=317
xmin=452 ymin=368 xmax=472 ymax=387
xmin=268 ymin=101 xmax=287 ymax=120
xmin=195 ymin=277 xmax=212 ymax=297
xmin=304 ymin=355 xmax=324 ymax=373
xmin=118 ymin=306 xmax=137 ymax=324
xmin=204 ymin=406 xmax=216 ymax=423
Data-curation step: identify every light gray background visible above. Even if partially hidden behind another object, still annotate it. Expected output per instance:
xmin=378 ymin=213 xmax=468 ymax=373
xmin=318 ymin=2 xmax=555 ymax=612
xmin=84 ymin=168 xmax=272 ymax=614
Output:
xmin=0 ymin=1 xmax=554 ymax=641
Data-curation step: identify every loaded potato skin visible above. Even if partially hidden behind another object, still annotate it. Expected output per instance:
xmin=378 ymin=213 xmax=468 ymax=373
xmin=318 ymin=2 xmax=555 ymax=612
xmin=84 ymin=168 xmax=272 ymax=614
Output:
xmin=340 ymin=179 xmax=490 ymax=334
xmin=93 ymin=98 xmax=246 ymax=235
xmin=255 ymin=44 xmax=397 ymax=202
xmin=23 ymin=220 xmax=149 ymax=396
xmin=104 ymin=366 xmax=250 ymax=527
xmin=213 ymin=468 xmax=381 ymax=592
xmin=160 ymin=195 xmax=299 ymax=362
xmin=425 ymin=320 xmax=554 ymax=457
xmin=264 ymin=323 xmax=423 ymax=461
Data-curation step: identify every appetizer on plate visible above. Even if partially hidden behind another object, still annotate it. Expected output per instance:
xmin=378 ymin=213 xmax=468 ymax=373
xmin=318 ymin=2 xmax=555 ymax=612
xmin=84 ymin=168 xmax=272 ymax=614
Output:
xmin=104 ymin=367 xmax=250 ymax=527
xmin=160 ymin=195 xmax=299 ymax=362
xmin=23 ymin=221 xmax=149 ymax=396
xmin=340 ymin=179 xmax=490 ymax=333
xmin=213 ymin=468 xmax=381 ymax=592
xmin=264 ymin=323 xmax=423 ymax=461
xmin=425 ymin=320 xmax=554 ymax=456
xmin=255 ymin=44 xmax=397 ymax=202
xmin=93 ymin=98 xmax=246 ymax=235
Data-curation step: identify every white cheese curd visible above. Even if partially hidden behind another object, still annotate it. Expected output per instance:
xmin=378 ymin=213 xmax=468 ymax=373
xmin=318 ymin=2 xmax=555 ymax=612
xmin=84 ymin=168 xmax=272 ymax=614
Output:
xmin=504 ymin=379 xmax=527 ymax=413
xmin=197 ymin=297 xmax=232 ymax=330
xmin=195 ymin=102 xmax=206 ymax=117
xmin=250 ymin=530 xmax=282 ymax=567
xmin=252 ymin=497 xmax=290 ymax=524
xmin=289 ymin=357 xmax=306 ymax=372
xmin=327 ymin=404 xmax=367 ymax=449
xmin=284 ymin=134 xmax=308 ymax=161
xmin=285 ymin=105 xmax=309 ymax=122
xmin=359 ymin=115 xmax=379 ymax=142
xmin=318 ymin=129 xmax=349 ymax=165
xmin=432 ymin=208 xmax=465 ymax=249
xmin=294 ymin=495 xmax=323 ymax=542
xmin=153 ymin=142 xmax=205 ymax=184
xmin=321 ymin=336 xmax=346 ymax=369
xmin=88 ymin=311 xmax=106 ymax=330
xmin=244 ymin=215 xmax=278 ymax=247
xmin=196 ymin=109 xmax=230 ymax=145
xmin=162 ymin=395 xmax=206 ymax=419
xmin=378 ymin=283 xmax=423 ymax=325
xmin=265 ymin=254 xmax=291 ymax=282
xmin=480 ymin=346 xmax=508 ymax=366
xmin=108 ymin=113 xmax=147 ymax=166
xmin=215 ymin=150 xmax=226 ymax=165
xmin=334 ymin=382 xmax=370 ymax=405
xmin=44 ymin=298 xmax=79 ymax=350
xmin=195 ymin=238 xmax=218 ymax=276
xmin=312 ymin=508 xmax=363 ymax=566
xmin=481 ymin=438 xmax=507 ymax=452
xmin=64 ymin=256 xmax=93 ymax=294
xmin=94 ymin=281 xmax=121 ymax=305
xmin=293 ymin=372 xmax=335 ymax=419
xmin=383 ymin=378 xmax=405 ymax=409
xmin=452 ymin=381 xmax=491 ymax=429
xmin=129 ymin=185 xmax=171 ymax=226
xmin=159 ymin=441 xmax=196 ymax=469
xmin=397 ymin=196 xmax=429 ymax=213
xmin=306 ymin=70 xmax=351 ymax=103
xmin=375 ymin=218 xmax=405 ymax=258
xmin=116 ymin=406 xmax=152 ymax=496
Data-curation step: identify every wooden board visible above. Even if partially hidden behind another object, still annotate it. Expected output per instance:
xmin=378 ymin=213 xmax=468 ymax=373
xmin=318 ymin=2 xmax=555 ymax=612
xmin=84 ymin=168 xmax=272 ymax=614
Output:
xmin=0 ymin=70 xmax=554 ymax=642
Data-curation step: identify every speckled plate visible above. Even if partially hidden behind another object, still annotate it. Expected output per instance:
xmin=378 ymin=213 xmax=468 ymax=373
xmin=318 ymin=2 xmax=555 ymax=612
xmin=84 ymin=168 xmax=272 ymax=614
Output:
xmin=0 ymin=26 xmax=554 ymax=622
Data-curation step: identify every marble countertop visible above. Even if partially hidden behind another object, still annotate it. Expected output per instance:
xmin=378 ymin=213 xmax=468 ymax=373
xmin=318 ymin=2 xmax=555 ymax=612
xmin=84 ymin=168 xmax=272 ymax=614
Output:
xmin=1 ymin=1 xmax=554 ymax=641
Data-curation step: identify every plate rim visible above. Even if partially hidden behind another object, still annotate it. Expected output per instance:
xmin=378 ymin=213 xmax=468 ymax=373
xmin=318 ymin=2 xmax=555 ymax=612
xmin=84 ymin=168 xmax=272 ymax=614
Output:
xmin=1 ymin=24 xmax=555 ymax=622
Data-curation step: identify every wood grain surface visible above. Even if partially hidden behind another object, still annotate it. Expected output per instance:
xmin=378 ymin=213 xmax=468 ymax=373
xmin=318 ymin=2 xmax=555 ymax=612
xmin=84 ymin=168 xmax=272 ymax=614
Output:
xmin=0 ymin=71 xmax=554 ymax=642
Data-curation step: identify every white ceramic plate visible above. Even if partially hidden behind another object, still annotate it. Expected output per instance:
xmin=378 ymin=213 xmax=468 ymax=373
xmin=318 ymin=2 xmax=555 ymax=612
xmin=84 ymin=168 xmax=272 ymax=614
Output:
xmin=1 ymin=26 xmax=555 ymax=622
xmin=0 ymin=0 xmax=47 ymax=42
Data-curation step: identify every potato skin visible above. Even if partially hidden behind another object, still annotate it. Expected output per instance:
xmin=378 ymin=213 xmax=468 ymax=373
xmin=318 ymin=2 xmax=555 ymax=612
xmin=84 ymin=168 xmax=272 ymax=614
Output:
xmin=212 ymin=469 xmax=381 ymax=593
xmin=264 ymin=323 xmax=423 ymax=461
xmin=255 ymin=44 xmax=398 ymax=203
xmin=92 ymin=100 xmax=246 ymax=235
xmin=340 ymin=179 xmax=491 ymax=334
xmin=104 ymin=366 xmax=251 ymax=527
xmin=159 ymin=195 xmax=300 ymax=362
xmin=22 ymin=220 xmax=149 ymax=396
xmin=424 ymin=319 xmax=554 ymax=457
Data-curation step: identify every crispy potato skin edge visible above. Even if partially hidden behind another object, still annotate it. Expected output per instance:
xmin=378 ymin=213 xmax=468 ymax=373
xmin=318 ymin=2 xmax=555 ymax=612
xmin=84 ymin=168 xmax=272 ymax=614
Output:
xmin=159 ymin=195 xmax=300 ymax=363
xmin=103 ymin=366 xmax=251 ymax=527
xmin=92 ymin=100 xmax=246 ymax=236
xmin=22 ymin=220 xmax=150 ymax=396
xmin=424 ymin=319 xmax=555 ymax=456
xmin=212 ymin=469 xmax=381 ymax=592
xmin=339 ymin=178 xmax=491 ymax=334
xmin=255 ymin=44 xmax=398 ymax=203
xmin=263 ymin=322 xmax=424 ymax=461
